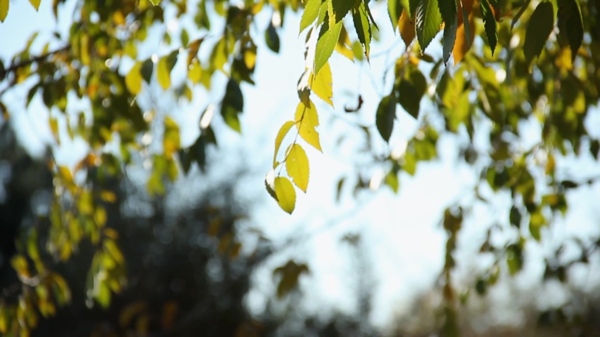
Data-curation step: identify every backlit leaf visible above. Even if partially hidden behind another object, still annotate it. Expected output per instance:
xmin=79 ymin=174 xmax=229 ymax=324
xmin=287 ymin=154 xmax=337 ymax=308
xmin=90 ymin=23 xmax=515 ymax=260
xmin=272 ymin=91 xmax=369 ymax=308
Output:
xmin=274 ymin=121 xmax=295 ymax=167
xmin=314 ymin=20 xmax=343 ymax=74
xmin=352 ymin=1 xmax=371 ymax=60
xmin=29 ymin=0 xmax=41 ymax=11
xmin=439 ymin=0 xmax=458 ymax=63
xmin=415 ymin=0 xmax=443 ymax=51
xmin=558 ymin=0 xmax=583 ymax=61
xmin=524 ymin=2 xmax=554 ymax=66
xmin=0 ymin=0 xmax=8 ymax=22
xmin=163 ymin=116 xmax=180 ymax=157
xmin=480 ymin=0 xmax=497 ymax=54
xmin=274 ymin=177 xmax=296 ymax=214
xmin=310 ymin=62 xmax=333 ymax=106
xmin=300 ymin=0 xmax=322 ymax=33
xmin=335 ymin=25 xmax=354 ymax=60
xmin=125 ymin=63 xmax=143 ymax=94
xmin=399 ymin=10 xmax=416 ymax=46
xmin=453 ymin=9 xmax=475 ymax=63
xmin=286 ymin=144 xmax=310 ymax=192
xmin=376 ymin=94 xmax=397 ymax=142
xmin=388 ymin=0 xmax=403 ymax=31
xmin=294 ymin=100 xmax=322 ymax=151
xmin=157 ymin=56 xmax=171 ymax=90
xmin=187 ymin=37 xmax=205 ymax=66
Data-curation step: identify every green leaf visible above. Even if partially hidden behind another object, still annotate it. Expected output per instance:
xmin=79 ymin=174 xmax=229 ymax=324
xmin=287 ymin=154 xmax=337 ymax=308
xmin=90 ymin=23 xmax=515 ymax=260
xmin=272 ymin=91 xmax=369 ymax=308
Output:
xmin=439 ymin=0 xmax=457 ymax=63
xmin=300 ymin=0 xmax=322 ymax=33
xmin=511 ymin=0 xmax=531 ymax=29
xmin=480 ymin=0 xmax=497 ymax=55
xmin=330 ymin=0 xmax=354 ymax=23
xmin=286 ymin=144 xmax=310 ymax=192
xmin=273 ymin=121 xmax=295 ymax=168
xmin=221 ymin=79 xmax=244 ymax=132
xmin=274 ymin=177 xmax=296 ymax=214
xmin=294 ymin=100 xmax=322 ymax=151
xmin=29 ymin=0 xmax=41 ymax=10
xmin=396 ymin=67 xmax=427 ymax=118
xmin=163 ymin=116 xmax=180 ymax=157
xmin=310 ymin=62 xmax=333 ymax=106
xmin=388 ymin=0 xmax=403 ymax=31
xmin=524 ymin=1 xmax=555 ymax=66
xmin=375 ymin=94 xmax=397 ymax=142
xmin=558 ymin=0 xmax=583 ymax=61
xmin=141 ymin=58 xmax=154 ymax=84
xmin=125 ymin=63 xmax=143 ymax=94
xmin=415 ymin=0 xmax=443 ymax=51
xmin=96 ymin=281 xmax=111 ymax=308
xmin=149 ymin=0 xmax=160 ymax=5
xmin=352 ymin=1 xmax=371 ymax=60
xmin=385 ymin=170 xmax=400 ymax=193
xmin=0 ymin=0 xmax=8 ymax=22
xmin=265 ymin=22 xmax=281 ymax=53
xmin=314 ymin=20 xmax=343 ymax=75
xmin=157 ymin=56 xmax=171 ymax=90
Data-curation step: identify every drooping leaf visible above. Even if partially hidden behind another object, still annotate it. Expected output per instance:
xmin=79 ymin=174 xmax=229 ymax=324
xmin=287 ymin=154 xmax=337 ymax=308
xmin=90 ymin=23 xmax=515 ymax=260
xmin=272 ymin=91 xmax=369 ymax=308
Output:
xmin=511 ymin=0 xmax=531 ymax=29
xmin=125 ymin=63 xmax=143 ymax=94
xmin=314 ymin=19 xmax=343 ymax=74
xmin=558 ymin=0 xmax=583 ymax=61
xmin=286 ymin=144 xmax=310 ymax=192
xmin=221 ymin=79 xmax=244 ymax=132
xmin=163 ymin=116 xmax=180 ymax=158
xmin=157 ymin=56 xmax=171 ymax=90
xmin=187 ymin=37 xmax=205 ymax=66
xmin=376 ymin=94 xmax=397 ymax=142
xmin=399 ymin=10 xmax=416 ymax=46
xmin=388 ymin=0 xmax=404 ymax=31
xmin=330 ymin=0 xmax=354 ymax=23
xmin=310 ymin=62 xmax=333 ymax=106
xmin=352 ymin=0 xmax=372 ymax=60
xmin=294 ymin=100 xmax=322 ymax=151
xmin=415 ymin=0 xmax=443 ymax=51
xmin=397 ymin=67 xmax=427 ymax=118
xmin=335 ymin=25 xmax=354 ymax=60
xmin=29 ymin=0 xmax=41 ymax=11
xmin=480 ymin=0 xmax=497 ymax=54
xmin=453 ymin=8 xmax=475 ymax=63
xmin=300 ymin=0 xmax=322 ymax=33
xmin=524 ymin=1 xmax=555 ymax=66
xmin=0 ymin=0 xmax=9 ymax=22
xmin=265 ymin=21 xmax=281 ymax=53
xmin=439 ymin=0 xmax=458 ymax=63
xmin=141 ymin=58 xmax=154 ymax=84
xmin=274 ymin=177 xmax=296 ymax=214
xmin=273 ymin=121 xmax=295 ymax=167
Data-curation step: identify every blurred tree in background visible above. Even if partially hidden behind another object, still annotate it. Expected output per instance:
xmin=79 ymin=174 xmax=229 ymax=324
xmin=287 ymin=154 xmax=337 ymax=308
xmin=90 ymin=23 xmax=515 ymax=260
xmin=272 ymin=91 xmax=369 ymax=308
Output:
xmin=1 ymin=0 xmax=600 ymax=336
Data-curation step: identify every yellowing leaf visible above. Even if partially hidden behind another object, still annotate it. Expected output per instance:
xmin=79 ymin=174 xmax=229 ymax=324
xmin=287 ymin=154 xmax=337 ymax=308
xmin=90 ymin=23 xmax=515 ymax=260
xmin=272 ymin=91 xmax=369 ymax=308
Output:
xmin=310 ymin=62 xmax=333 ymax=106
xmin=187 ymin=37 xmax=205 ymax=67
xmin=188 ymin=59 xmax=202 ymax=83
xmin=274 ymin=177 xmax=296 ymax=214
xmin=157 ymin=56 xmax=171 ymax=90
xmin=300 ymin=0 xmax=322 ymax=33
xmin=294 ymin=100 xmax=322 ymax=151
xmin=29 ymin=0 xmax=41 ymax=11
xmin=335 ymin=25 xmax=354 ymax=61
xmin=286 ymin=144 xmax=310 ymax=192
xmin=274 ymin=121 xmax=295 ymax=168
xmin=125 ymin=63 xmax=143 ymax=94
xmin=453 ymin=10 xmax=475 ymax=64
xmin=0 ymin=0 xmax=9 ymax=22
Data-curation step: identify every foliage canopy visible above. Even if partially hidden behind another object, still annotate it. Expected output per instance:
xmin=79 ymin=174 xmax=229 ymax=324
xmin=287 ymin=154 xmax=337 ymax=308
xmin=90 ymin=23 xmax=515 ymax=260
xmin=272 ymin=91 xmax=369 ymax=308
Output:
xmin=1 ymin=0 xmax=600 ymax=335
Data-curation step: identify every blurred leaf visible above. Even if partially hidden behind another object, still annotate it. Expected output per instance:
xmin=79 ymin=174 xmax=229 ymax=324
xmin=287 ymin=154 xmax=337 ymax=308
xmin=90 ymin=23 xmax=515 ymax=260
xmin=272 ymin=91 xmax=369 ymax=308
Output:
xmin=163 ymin=116 xmax=180 ymax=157
xmin=0 ymin=0 xmax=8 ymax=22
xmin=399 ymin=10 xmax=416 ymax=46
xmin=29 ymin=0 xmax=40 ymax=10
xmin=375 ymin=94 xmax=397 ymax=142
xmin=439 ymin=0 xmax=457 ymax=63
xmin=274 ymin=177 xmax=296 ymax=214
xmin=221 ymin=79 xmax=244 ymax=132
xmin=558 ymin=0 xmax=583 ymax=60
xmin=480 ymin=0 xmax=497 ymax=54
xmin=286 ymin=144 xmax=310 ymax=192
xmin=187 ymin=37 xmax=205 ymax=67
xmin=524 ymin=2 xmax=555 ymax=66
xmin=265 ymin=22 xmax=281 ymax=53
xmin=125 ymin=63 xmax=143 ymax=94
xmin=388 ymin=0 xmax=403 ymax=31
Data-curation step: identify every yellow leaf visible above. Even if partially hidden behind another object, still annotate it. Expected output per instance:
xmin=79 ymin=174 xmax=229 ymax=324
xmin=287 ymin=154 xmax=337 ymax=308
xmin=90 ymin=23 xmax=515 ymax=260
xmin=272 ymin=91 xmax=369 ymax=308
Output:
xmin=103 ymin=239 xmax=124 ymax=265
xmin=188 ymin=59 xmax=202 ymax=83
xmin=286 ymin=144 xmax=310 ymax=192
xmin=273 ymin=121 xmax=295 ymax=168
xmin=310 ymin=62 xmax=333 ymax=107
xmin=244 ymin=45 xmax=257 ymax=69
xmin=453 ymin=0 xmax=475 ymax=64
xmin=163 ymin=116 xmax=180 ymax=157
xmin=29 ymin=0 xmax=40 ymax=10
xmin=187 ymin=37 xmax=205 ymax=67
xmin=399 ymin=11 xmax=415 ymax=47
xmin=0 ymin=0 xmax=9 ymax=22
xmin=335 ymin=26 xmax=354 ymax=61
xmin=157 ymin=56 xmax=171 ymax=90
xmin=125 ymin=63 xmax=143 ymax=94
xmin=294 ymin=100 xmax=322 ymax=151
xmin=274 ymin=177 xmax=296 ymax=214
